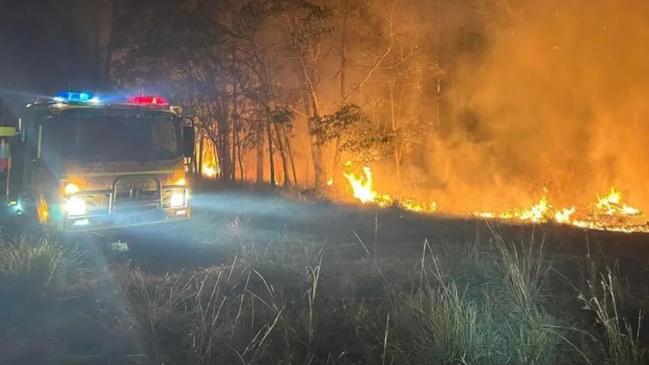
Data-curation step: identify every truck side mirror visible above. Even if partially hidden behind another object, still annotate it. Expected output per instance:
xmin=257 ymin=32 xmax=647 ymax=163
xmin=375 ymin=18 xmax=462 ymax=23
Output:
xmin=182 ymin=126 xmax=195 ymax=158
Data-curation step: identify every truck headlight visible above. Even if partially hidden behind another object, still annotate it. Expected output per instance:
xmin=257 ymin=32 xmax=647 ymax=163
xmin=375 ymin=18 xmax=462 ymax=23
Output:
xmin=170 ymin=191 xmax=186 ymax=208
xmin=64 ymin=196 xmax=86 ymax=216
xmin=64 ymin=183 xmax=80 ymax=195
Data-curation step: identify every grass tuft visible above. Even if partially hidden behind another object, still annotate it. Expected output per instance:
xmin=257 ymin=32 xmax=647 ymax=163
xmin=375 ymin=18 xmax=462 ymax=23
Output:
xmin=581 ymin=267 xmax=647 ymax=365
xmin=0 ymin=236 xmax=85 ymax=294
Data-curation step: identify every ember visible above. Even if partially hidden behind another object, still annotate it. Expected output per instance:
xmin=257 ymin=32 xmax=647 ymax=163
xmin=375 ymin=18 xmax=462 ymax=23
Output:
xmin=202 ymin=164 xmax=218 ymax=178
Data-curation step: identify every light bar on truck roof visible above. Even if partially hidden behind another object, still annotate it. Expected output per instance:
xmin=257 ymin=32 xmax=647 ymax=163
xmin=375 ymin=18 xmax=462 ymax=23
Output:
xmin=127 ymin=95 xmax=169 ymax=107
xmin=54 ymin=91 xmax=100 ymax=104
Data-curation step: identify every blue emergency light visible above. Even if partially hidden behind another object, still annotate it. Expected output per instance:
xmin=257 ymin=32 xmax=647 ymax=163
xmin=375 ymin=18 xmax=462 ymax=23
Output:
xmin=54 ymin=91 xmax=100 ymax=104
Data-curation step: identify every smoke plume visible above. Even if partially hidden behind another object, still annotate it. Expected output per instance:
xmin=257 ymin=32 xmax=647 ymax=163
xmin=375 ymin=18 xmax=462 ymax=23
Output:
xmin=428 ymin=0 xmax=649 ymax=211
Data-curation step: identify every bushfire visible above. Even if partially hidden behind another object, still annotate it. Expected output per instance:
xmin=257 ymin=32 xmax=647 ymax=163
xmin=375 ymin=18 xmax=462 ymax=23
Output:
xmin=343 ymin=165 xmax=646 ymax=233
xmin=343 ymin=166 xmax=438 ymax=214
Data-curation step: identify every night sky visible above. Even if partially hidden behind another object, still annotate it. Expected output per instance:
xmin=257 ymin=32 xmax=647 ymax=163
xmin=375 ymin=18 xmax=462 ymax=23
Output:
xmin=0 ymin=0 xmax=105 ymax=119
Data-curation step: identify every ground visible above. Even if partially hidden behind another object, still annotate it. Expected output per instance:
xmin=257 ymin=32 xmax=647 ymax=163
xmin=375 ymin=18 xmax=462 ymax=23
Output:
xmin=1 ymin=186 xmax=649 ymax=364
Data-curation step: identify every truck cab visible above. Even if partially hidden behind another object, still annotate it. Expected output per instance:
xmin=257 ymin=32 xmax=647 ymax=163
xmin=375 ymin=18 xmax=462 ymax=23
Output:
xmin=8 ymin=91 xmax=194 ymax=231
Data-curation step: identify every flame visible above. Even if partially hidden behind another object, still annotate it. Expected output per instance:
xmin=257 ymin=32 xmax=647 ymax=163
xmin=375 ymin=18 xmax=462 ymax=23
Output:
xmin=326 ymin=178 xmax=334 ymax=186
xmin=554 ymin=207 xmax=576 ymax=224
xmin=595 ymin=187 xmax=641 ymax=216
xmin=401 ymin=200 xmax=438 ymax=213
xmin=202 ymin=164 xmax=218 ymax=178
xmin=474 ymin=195 xmax=551 ymax=223
xmin=343 ymin=166 xmax=378 ymax=204
xmin=342 ymin=166 xmax=646 ymax=232
xmin=519 ymin=196 xmax=551 ymax=223
xmin=343 ymin=165 xmax=437 ymax=213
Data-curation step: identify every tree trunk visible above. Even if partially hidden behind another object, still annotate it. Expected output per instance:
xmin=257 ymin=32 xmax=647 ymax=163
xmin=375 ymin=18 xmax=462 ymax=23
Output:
xmin=267 ymin=123 xmax=275 ymax=186
xmin=198 ymin=134 xmax=204 ymax=176
xmin=216 ymin=97 xmax=233 ymax=182
xmin=390 ymin=83 xmax=401 ymax=181
xmin=283 ymin=127 xmax=298 ymax=187
xmin=237 ymin=135 xmax=246 ymax=183
xmin=256 ymin=133 xmax=264 ymax=184
xmin=231 ymin=128 xmax=237 ymax=182
xmin=274 ymin=123 xmax=291 ymax=187
xmin=332 ymin=10 xmax=349 ymax=181
xmin=213 ymin=142 xmax=219 ymax=179
xmin=298 ymin=58 xmax=326 ymax=190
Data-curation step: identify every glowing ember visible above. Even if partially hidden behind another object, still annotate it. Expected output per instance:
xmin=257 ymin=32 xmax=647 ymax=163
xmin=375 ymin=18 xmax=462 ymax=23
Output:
xmin=475 ymin=211 xmax=496 ymax=219
xmin=622 ymin=205 xmax=642 ymax=216
xmin=595 ymin=187 xmax=641 ymax=216
xmin=202 ymin=164 xmax=218 ymax=178
xmin=519 ymin=196 xmax=551 ymax=223
xmin=554 ymin=207 xmax=576 ymax=224
xmin=326 ymin=178 xmax=334 ymax=186
xmin=401 ymin=200 xmax=438 ymax=213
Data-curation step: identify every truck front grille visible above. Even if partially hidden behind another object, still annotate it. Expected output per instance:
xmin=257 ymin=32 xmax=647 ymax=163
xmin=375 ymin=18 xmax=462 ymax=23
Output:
xmin=113 ymin=176 xmax=160 ymax=210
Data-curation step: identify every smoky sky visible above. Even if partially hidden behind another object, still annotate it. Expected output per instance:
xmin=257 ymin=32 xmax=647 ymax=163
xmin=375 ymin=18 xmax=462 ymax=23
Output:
xmin=421 ymin=0 xmax=649 ymax=210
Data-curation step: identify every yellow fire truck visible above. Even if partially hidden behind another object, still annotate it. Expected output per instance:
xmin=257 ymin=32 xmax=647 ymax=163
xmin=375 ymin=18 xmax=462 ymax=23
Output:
xmin=6 ymin=91 xmax=194 ymax=231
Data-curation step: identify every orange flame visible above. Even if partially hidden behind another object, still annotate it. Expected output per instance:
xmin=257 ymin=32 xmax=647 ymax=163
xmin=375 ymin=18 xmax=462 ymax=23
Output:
xmin=554 ymin=207 xmax=576 ymax=224
xmin=343 ymin=165 xmax=437 ymax=213
xmin=202 ymin=164 xmax=218 ymax=178
xmin=342 ymin=167 xmax=645 ymax=232
xmin=595 ymin=187 xmax=641 ymax=216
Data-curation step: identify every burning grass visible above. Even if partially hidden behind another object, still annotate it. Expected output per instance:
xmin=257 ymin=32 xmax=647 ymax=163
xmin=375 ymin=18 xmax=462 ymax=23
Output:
xmin=342 ymin=165 xmax=648 ymax=233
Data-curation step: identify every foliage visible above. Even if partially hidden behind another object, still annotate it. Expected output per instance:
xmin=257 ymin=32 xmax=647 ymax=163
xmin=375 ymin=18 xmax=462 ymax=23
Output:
xmin=309 ymin=104 xmax=363 ymax=144
xmin=310 ymin=104 xmax=392 ymax=162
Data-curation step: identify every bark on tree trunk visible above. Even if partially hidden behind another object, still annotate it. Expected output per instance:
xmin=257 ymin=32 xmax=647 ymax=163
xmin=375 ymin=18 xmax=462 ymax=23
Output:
xmin=274 ymin=123 xmax=291 ymax=187
xmin=332 ymin=10 xmax=349 ymax=182
xmin=237 ymin=140 xmax=245 ymax=182
xmin=231 ymin=128 xmax=237 ymax=182
xmin=198 ymin=134 xmax=204 ymax=176
xmin=213 ymin=142 xmax=219 ymax=179
xmin=298 ymin=58 xmax=326 ymax=191
xmin=256 ymin=133 xmax=264 ymax=184
xmin=390 ymin=83 xmax=401 ymax=181
xmin=283 ymin=127 xmax=298 ymax=187
xmin=267 ymin=123 xmax=275 ymax=186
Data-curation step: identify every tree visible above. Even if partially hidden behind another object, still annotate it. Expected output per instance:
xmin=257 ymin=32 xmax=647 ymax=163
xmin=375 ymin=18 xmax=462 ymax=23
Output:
xmin=311 ymin=104 xmax=392 ymax=163
xmin=274 ymin=0 xmax=335 ymax=190
xmin=112 ymin=0 xmax=257 ymax=182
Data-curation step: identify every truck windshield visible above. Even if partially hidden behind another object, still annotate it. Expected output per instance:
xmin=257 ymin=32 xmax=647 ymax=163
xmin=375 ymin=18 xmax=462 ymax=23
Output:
xmin=54 ymin=113 xmax=181 ymax=162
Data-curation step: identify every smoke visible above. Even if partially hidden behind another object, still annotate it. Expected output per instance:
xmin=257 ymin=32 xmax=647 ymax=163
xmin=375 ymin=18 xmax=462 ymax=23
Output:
xmin=425 ymin=0 xmax=649 ymax=211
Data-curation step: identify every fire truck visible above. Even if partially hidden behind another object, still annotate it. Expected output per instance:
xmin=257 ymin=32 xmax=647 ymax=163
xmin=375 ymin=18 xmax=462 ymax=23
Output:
xmin=3 ymin=91 xmax=194 ymax=231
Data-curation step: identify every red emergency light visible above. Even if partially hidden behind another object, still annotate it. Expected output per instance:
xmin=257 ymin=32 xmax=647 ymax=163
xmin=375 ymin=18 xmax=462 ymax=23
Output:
xmin=127 ymin=95 xmax=169 ymax=107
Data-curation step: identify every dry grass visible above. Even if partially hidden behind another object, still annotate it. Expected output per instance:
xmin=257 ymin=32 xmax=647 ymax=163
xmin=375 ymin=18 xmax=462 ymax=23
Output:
xmin=3 ymin=222 xmax=643 ymax=365
xmin=0 ymin=236 xmax=86 ymax=294
xmin=116 ymin=225 xmax=633 ymax=365
xmin=580 ymin=264 xmax=647 ymax=365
